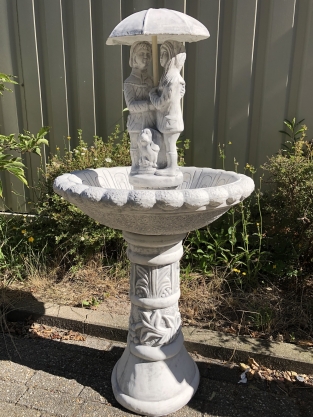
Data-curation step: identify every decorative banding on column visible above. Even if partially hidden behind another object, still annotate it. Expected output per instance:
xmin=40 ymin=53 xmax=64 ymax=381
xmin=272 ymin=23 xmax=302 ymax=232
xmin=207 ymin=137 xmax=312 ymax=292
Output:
xmin=127 ymin=244 xmax=183 ymax=266
xmin=123 ymin=231 xmax=186 ymax=248
xmin=130 ymin=290 xmax=180 ymax=309
xmin=130 ymin=331 xmax=184 ymax=361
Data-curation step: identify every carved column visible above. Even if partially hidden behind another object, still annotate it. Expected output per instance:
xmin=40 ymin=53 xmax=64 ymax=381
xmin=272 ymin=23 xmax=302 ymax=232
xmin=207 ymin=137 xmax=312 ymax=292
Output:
xmin=111 ymin=231 xmax=200 ymax=416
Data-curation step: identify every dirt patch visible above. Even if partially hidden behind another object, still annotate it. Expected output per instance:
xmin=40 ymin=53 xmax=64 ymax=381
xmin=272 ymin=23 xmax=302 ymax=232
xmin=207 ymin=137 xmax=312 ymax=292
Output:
xmin=4 ymin=264 xmax=313 ymax=346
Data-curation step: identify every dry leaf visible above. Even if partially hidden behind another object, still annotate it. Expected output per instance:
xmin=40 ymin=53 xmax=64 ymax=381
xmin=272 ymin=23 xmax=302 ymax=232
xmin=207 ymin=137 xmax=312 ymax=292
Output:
xmin=247 ymin=370 xmax=255 ymax=380
xmin=240 ymin=363 xmax=250 ymax=372
xmin=248 ymin=357 xmax=259 ymax=368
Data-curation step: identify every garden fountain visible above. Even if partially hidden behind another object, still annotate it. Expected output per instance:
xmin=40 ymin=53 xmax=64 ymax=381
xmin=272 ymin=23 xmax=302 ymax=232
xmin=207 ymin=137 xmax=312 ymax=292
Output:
xmin=54 ymin=8 xmax=254 ymax=416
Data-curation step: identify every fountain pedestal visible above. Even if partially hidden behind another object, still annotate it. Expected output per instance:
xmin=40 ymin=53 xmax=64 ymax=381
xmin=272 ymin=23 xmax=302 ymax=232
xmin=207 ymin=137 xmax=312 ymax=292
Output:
xmin=54 ymin=166 xmax=254 ymax=416
xmin=111 ymin=231 xmax=199 ymax=416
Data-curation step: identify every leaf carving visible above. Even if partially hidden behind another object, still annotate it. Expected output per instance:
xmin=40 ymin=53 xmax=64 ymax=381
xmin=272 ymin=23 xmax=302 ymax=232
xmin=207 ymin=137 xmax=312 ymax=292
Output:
xmin=156 ymin=266 xmax=172 ymax=298
xmin=131 ymin=309 xmax=181 ymax=347
xmin=135 ymin=265 xmax=150 ymax=298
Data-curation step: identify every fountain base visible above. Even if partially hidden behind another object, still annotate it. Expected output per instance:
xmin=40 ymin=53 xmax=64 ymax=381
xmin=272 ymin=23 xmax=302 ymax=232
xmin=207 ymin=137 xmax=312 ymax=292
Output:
xmin=111 ymin=341 xmax=200 ymax=416
xmin=129 ymin=170 xmax=183 ymax=189
xmin=108 ymin=231 xmax=200 ymax=415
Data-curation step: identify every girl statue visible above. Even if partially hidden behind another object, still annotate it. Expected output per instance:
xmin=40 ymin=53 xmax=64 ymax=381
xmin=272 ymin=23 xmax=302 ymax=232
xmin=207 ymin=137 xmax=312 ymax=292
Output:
xmin=124 ymin=41 xmax=156 ymax=175
xmin=149 ymin=40 xmax=186 ymax=177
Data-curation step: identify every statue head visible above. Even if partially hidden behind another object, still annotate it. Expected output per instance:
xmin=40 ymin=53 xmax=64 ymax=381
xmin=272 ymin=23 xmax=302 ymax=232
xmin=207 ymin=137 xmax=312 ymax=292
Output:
xmin=140 ymin=128 xmax=152 ymax=146
xmin=160 ymin=41 xmax=186 ymax=68
xmin=129 ymin=41 xmax=152 ymax=70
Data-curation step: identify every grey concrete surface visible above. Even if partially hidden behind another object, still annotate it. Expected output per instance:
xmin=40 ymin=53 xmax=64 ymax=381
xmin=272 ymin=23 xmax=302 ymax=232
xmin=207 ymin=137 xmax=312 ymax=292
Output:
xmin=1 ymin=330 xmax=313 ymax=417
xmin=6 ymin=297 xmax=313 ymax=374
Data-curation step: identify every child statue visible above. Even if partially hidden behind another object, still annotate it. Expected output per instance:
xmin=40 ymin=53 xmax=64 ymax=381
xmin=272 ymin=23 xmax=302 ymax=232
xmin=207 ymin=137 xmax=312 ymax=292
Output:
xmin=149 ymin=40 xmax=186 ymax=177
xmin=124 ymin=41 xmax=156 ymax=175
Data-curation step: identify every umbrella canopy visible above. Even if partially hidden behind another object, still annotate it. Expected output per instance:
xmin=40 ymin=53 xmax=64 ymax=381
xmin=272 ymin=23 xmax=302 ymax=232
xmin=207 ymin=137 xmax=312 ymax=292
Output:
xmin=106 ymin=8 xmax=210 ymax=45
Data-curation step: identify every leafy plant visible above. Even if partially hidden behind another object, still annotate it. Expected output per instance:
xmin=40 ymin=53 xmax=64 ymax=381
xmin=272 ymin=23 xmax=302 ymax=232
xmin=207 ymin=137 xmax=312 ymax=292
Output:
xmin=280 ymin=117 xmax=306 ymax=149
xmin=184 ymin=145 xmax=266 ymax=286
xmin=0 ymin=72 xmax=17 ymax=95
xmin=81 ymin=297 xmax=100 ymax=309
xmin=262 ymin=121 xmax=313 ymax=276
xmin=0 ymin=72 xmax=49 ymax=197
xmin=26 ymin=127 xmax=129 ymax=266
xmin=0 ymin=128 xmax=50 ymax=197
xmin=248 ymin=306 xmax=275 ymax=332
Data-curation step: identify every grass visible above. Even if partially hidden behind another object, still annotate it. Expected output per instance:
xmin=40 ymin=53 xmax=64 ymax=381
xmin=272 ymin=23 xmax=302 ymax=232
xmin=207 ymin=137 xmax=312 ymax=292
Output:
xmin=3 ymin=257 xmax=313 ymax=346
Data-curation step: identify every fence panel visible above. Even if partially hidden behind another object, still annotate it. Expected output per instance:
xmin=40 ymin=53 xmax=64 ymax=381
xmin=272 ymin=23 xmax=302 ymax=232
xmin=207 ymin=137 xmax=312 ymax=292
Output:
xmin=298 ymin=0 xmax=313 ymax=125
xmin=0 ymin=0 xmax=312 ymax=212
xmin=0 ymin=0 xmax=26 ymax=212
xmin=224 ymin=0 xmax=257 ymax=171
xmin=184 ymin=0 xmax=220 ymax=169
xmin=40 ymin=0 xmax=69 ymax=151
xmin=16 ymin=0 xmax=45 ymax=205
xmin=255 ymin=0 xmax=296 ymax=169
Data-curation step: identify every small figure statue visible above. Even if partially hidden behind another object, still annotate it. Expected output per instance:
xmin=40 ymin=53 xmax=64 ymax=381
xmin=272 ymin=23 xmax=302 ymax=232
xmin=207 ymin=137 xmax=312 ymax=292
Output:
xmin=138 ymin=128 xmax=160 ymax=174
xmin=124 ymin=41 xmax=156 ymax=175
xmin=149 ymin=41 xmax=186 ymax=177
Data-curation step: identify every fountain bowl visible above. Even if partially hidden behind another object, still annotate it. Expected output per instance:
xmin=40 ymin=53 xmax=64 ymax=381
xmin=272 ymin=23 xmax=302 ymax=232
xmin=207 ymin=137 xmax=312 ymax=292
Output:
xmin=53 ymin=166 xmax=254 ymax=235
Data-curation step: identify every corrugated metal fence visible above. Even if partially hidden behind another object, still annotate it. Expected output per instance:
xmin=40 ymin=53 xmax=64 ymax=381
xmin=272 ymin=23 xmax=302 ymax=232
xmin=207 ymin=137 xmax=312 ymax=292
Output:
xmin=0 ymin=0 xmax=312 ymax=212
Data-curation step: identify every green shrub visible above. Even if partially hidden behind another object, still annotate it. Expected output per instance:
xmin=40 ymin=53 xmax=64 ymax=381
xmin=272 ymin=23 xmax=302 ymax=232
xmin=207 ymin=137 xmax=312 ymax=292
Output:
xmin=0 ymin=72 xmax=49 ymax=197
xmin=262 ymin=123 xmax=313 ymax=277
xmin=183 ymin=192 xmax=265 ymax=287
xmin=26 ymin=127 xmax=131 ymax=268
xmin=184 ymin=119 xmax=313 ymax=284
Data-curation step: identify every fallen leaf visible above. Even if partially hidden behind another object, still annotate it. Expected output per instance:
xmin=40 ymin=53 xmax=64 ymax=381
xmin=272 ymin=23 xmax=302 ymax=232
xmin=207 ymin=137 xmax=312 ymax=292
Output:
xmin=247 ymin=370 xmax=255 ymax=380
xmin=240 ymin=363 xmax=250 ymax=372
xmin=248 ymin=357 xmax=260 ymax=368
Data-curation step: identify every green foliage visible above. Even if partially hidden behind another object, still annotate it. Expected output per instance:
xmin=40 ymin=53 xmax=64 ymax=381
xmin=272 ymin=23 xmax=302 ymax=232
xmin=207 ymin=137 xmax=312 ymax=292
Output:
xmin=81 ymin=297 xmax=100 ymax=309
xmin=279 ymin=117 xmax=306 ymax=150
xmin=248 ymin=305 xmax=275 ymax=332
xmin=183 ymin=141 xmax=266 ymax=287
xmin=262 ymin=122 xmax=313 ymax=276
xmin=26 ymin=126 xmax=132 ymax=267
xmin=0 ymin=129 xmax=50 ymax=197
xmin=177 ymin=137 xmax=190 ymax=166
xmin=184 ymin=193 xmax=266 ymax=287
xmin=0 ymin=72 xmax=49 ymax=196
xmin=184 ymin=120 xmax=313 ymax=284
xmin=0 ymin=215 xmax=41 ymax=283
xmin=0 ymin=72 xmax=17 ymax=95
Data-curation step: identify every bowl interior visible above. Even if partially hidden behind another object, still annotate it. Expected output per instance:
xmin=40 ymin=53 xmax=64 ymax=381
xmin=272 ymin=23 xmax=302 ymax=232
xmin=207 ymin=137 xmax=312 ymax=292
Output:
xmin=71 ymin=166 xmax=239 ymax=191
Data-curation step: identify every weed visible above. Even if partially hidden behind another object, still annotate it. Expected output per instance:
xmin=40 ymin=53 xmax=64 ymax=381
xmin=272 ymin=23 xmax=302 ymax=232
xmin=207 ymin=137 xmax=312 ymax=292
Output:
xmin=184 ymin=143 xmax=266 ymax=287
xmin=0 ymin=72 xmax=49 ymax=196
xmin=81 ymin=297 xmax=100 ymax=309
xmin=248 ymin=306 xmax=275 ymax=333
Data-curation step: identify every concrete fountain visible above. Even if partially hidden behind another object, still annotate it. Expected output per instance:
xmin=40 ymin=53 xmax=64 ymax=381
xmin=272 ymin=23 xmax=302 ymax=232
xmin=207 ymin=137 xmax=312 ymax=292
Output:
xmin=54 ymin=8 xmax=254 ymax=416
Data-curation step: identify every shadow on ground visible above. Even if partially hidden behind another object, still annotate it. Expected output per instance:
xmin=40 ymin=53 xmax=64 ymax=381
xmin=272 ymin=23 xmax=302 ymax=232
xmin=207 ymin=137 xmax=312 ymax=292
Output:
xmin=1 ymin=289 xmax=313 ymax=416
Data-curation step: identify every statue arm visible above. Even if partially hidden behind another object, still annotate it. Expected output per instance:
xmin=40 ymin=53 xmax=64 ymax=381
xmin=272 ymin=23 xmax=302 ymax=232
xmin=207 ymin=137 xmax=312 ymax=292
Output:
xmin=149 ymin=85 xmax=172 ymax=110
xmin=124 ymin=83 xmax=150 ymax=113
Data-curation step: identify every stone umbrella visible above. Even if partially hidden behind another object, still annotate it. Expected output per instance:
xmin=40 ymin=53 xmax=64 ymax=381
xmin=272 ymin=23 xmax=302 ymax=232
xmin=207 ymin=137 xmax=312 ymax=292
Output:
xmin=106 ymin=8 xmax=210 ymax=86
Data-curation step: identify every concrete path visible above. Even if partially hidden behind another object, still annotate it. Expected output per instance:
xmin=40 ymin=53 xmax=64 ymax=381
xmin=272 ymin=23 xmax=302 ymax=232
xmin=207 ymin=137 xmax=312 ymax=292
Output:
xmin=1 ymin=328 xmax=312 ymax=417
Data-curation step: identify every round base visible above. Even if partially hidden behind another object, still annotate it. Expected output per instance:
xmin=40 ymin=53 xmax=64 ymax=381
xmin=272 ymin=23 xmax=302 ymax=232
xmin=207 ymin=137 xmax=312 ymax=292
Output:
xmin=111 ymin=345 xmax=200 ymax=416
xmin=129 ymin=171 xmax=183 ymax=189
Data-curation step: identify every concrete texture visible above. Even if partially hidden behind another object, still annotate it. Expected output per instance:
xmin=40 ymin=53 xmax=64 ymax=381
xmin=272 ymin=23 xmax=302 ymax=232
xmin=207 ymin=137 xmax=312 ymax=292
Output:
xmin=6 ymin=297 xmax=313 ymax=375
xmin=1 ymin=332 xmax=313 ymax=417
